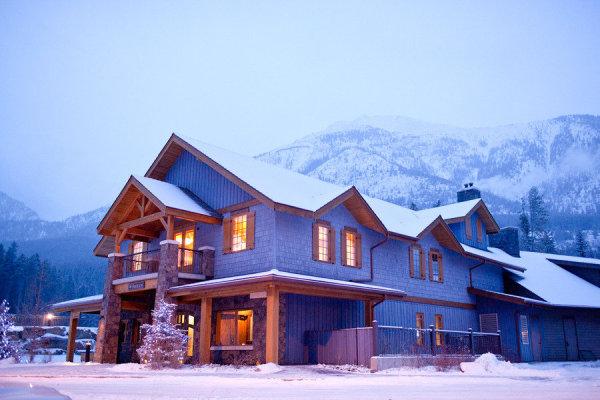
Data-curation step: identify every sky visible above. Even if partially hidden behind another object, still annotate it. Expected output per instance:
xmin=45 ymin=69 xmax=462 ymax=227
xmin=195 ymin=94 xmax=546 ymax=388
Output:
xmin=1 ymin=1 xmax=599 ymax=220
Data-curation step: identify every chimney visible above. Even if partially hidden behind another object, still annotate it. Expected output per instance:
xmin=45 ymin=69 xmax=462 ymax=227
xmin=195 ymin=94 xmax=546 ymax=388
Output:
xmin=488 ymin=227 xmax=520 ymax=258
xmin=457 ymin=182 xmax=481 ymax=202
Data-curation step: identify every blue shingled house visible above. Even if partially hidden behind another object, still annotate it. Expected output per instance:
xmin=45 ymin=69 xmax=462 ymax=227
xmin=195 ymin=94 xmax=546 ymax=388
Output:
xmin=52 ymin=134 xmax=600 ymax=366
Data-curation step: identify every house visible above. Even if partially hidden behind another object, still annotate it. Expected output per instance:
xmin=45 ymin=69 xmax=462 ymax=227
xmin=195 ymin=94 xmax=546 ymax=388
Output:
xmin=51 ymin=134 xmax=600 ymax=365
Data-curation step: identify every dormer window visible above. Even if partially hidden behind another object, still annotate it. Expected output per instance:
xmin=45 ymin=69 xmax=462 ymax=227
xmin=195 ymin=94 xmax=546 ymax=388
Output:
xmin=223 ymin=210 xmax=255 ymax=254
xmin=476 ymin=219 xmax=483 ymax=242
xmin=465 ymin=215 xmax=472 ymax=240
xmin=341 ymin=227 xmax=362 ymax=268
xmin=429 ymin=249 xmax=444 ymax=283
xmin=312 ymin=221 xmax=335 ymax=263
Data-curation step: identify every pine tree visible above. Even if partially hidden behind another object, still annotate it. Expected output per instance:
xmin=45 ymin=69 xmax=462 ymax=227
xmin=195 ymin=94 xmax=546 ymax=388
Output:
xmin=137 ymin=300 xmax=187 ymax=369
xmin=540 ymin=232 xmax=556 ymax=253
xmin=519 ymin=198 xmax=533 ymax=251
xmin=409 ymin=202 xmax=419 ymax=211
xmin=0 ymin=300 xmax=20 ymax=361
xmin=433 ymin=200 xmax=442 ymax=207
xmin=528 ymin=187 xmax=549 ymax=249
xmin=575 ymin=231 xmax=590 ymax=257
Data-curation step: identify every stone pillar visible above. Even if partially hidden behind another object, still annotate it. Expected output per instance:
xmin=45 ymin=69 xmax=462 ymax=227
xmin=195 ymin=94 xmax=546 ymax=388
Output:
xmin=198 ymin=246 xmax=215 ymax=277
xmin=155 ymin=240 xmax=179 ymax=304
xmin=94 ymin=253 xmax=124 ymax=363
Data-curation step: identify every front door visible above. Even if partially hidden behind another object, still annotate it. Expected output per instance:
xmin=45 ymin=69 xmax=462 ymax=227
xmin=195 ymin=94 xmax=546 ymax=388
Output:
xmin=530 ymin=315 xmax=543 ymax=362
xmin=517 ymin=313 xmax=533 ymax=362
xmin=562 ymin=317 xmax=579 ymax=361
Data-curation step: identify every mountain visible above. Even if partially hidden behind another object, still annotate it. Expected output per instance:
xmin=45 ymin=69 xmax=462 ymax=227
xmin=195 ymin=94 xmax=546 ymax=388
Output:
xmin=0 ymin=192 xmax=107 ymax=268
xmin=258 ymin=114 xmax=600 ymax=253
xmin=0 ymin=191 xmax=39 ymax=221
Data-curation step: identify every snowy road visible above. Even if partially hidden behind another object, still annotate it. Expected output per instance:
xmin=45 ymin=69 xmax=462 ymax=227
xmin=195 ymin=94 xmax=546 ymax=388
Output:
xmin=0 ymin=361 xmax=599 ymax=400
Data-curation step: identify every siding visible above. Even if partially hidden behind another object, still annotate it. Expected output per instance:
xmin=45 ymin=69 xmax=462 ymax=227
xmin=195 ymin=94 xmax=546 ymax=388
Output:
xmin=284 ymin=294 xmax=364 ymax=364
xmin=449 ymin=211 xmax=489 ymax=250
xmin=375 ymin=300 xmax=478 ymax=331
xmin=164 ymin=150 xmax=253 ymax=210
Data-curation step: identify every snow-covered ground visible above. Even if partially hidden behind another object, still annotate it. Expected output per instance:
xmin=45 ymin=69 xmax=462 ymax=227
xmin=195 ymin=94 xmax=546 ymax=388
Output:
xmin=0 ymin=357 xmax=599 ymax=400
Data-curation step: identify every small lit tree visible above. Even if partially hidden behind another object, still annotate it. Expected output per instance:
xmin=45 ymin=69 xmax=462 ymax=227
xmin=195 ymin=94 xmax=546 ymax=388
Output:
xmin=0 ymin=299 xmax=20 ymax=361
xmin=137 ymin=300 xmax=187 ymax=369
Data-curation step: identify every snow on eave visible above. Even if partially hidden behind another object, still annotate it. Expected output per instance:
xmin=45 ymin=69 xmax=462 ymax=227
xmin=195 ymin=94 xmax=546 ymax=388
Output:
xmin=51 ymin=294 xmax=103 ymax=311
xmin=132 ymin=175 xmax=219 ymax=217
xmin=472 ymin=288 xmax=600 ymax=310
xmin=169 ymin=269 xmax=406 ymax=298
xmin=539 ymin=252 xmax=600 ymax=268
xmin=461 ymin=244 xmax=526 ymax=272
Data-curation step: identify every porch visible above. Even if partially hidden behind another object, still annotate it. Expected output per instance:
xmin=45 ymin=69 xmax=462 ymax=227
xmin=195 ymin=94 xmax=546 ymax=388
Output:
xmin=168 ymin=269 xmax=406 ymax=365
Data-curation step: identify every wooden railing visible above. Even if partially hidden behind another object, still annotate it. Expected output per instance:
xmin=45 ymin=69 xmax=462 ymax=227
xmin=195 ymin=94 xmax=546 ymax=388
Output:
xmin=178 ymin=248 xmax=214 ymax=277
xmin=122 ymin=249 xmax=160 ymax=278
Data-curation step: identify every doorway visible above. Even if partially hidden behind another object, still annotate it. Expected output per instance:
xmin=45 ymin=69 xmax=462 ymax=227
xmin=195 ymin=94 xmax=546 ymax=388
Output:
xmin=562 ymin=317 xmax=579 ymax=361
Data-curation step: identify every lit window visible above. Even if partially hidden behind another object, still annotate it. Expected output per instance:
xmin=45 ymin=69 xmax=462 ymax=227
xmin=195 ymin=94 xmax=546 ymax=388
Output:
xmin=232 ymin=214 xmax=248 ymax=252
xmin=177 ymin=313 xmax=195 ymax=357
xmin=345 ymin=231 xmax=357 ymax=267
xmin=416 ymin=313 xmax=425 ymax=345
xmin=132 ymin=241 xmax=145 ymax=271
xmin=175 ymin=229 xmax=194 ymax=268
xmin=217 ymin=310 xmax=253 ymax=346
xmin=318 ymin=225 xmax=329 ymax=262
xmin=430 ymin=250 xmax=443 ymax=282
xmin=435 ymin=314 xmax=444 ymax=346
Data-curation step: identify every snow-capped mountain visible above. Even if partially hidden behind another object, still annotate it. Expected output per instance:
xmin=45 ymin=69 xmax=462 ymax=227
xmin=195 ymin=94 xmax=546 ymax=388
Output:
xmin=0 ymin=191 xmax=39 ymax=221
xmin=258 ymin=115 xmax=600 ymax=215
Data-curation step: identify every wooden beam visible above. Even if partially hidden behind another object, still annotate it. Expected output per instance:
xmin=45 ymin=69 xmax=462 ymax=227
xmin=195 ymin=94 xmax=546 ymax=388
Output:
xmin=265 ymin=285 xmax=280 ymax=364
xmin=166 ymin=215 xmax=174 ymax=240
xmin=199 ymin=297 xmax=212 ymax=364
xmin=126 ymin=227 xmax=159 ymax=239
xmin=364 ymin=300 xmax=374 ymax=327
xmin=66 ymin=311 xmax=80 ymax=362
xmin=117 ymin=211 xmax=166 ymax=230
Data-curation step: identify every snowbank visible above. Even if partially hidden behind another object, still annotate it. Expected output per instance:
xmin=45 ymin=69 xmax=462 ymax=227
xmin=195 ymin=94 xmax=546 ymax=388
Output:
xmin=460 ymin=353 xmax=558 ymax=378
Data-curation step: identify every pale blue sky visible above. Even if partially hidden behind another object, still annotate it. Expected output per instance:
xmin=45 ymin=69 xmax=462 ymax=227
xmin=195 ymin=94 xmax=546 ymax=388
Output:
xmin=1 ymin=1 xmax=599 ymax=220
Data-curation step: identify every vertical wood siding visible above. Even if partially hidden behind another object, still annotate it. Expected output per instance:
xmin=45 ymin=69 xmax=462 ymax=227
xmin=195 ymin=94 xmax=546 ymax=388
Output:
xmin=164 ymin=150 xmax=253 ymax=210
xmin=284 ymin=294 xmax=364 ymax=364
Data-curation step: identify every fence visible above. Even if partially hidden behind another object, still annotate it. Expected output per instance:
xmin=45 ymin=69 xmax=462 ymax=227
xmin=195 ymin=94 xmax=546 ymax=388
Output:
xmin=122 ymin=249 xmax=160 ymax=277
xmin=306 ymin=321 xmax=502 ymax=366
xmin=122 ymin=248 xmax=214 ymax=278
xmin=376 ymin=323 xmax=502 ymax=356
xmin=12 ymin=314 xmax=71 ymax=327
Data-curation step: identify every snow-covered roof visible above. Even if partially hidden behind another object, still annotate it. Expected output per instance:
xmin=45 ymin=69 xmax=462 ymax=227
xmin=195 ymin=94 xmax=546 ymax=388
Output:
xmin=540 ymin=252 xmax=600 ymax=268
xmin=417 ymin=199 xmax=480 ymax=221
xmin=133 ymin=175 xmax=217 ymax=217
xmin=465 ymin=245 xmax=600 ymax=309
xmin=169 ymin=269 xmax=406 ymax=299
xmin=51 ymin=294 xmax=103 ymax=312
xmin=181 ymin=136 xmax=352 ymax=212
xmin=177 ymin=136 xmax=442 ymax=239
xmin=462 ymin=244 xmax=526 ymax=272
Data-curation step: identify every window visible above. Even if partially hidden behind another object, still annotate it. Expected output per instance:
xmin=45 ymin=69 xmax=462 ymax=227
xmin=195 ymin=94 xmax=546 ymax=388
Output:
xmin=409 ymin=245 xmax=425 ymax=279
xmin=476 ymin=218 xmax=483 ymax=242
xmin=216 ymin=310 xmax=253 ymax=346
xmin=519 ymin=315 xmax=529 ymax=345
xmin=479 ymin=313 xmax=499 ymax=333
xmin=435 ymin=314 xmax=444 ymax=346
xmin=465 ymin=215 xmax=472 ymax=240
xmin=175 ymin=228 xmax=194 ymax=268
xmin=312 ymin=221 xmax=335 ymax=263
xmin=130 ymin=241 xmax=147 ymax=271
xmin=416 ymin=312 xmax=425 ymax=345
xmin=341 ymin=228 xmax=362 ymax=267
xmin=177 ymin=313 xmax=195 ymax=357
xmin=429 ymin=250 xmax=443 ymax=282
xmin=223 ymin=211 xmax=255 ymax=254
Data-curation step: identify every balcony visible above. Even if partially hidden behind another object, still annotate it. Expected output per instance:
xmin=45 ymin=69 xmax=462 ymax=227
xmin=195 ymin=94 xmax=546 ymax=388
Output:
xmin=121 ymin=247 xmax=214 ymax=279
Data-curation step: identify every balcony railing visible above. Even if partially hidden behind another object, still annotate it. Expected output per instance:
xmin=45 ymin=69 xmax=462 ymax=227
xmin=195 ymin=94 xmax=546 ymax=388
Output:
xmin=122 ymin=249 xmax=160 ymax=278
xmin=178 ymin=248 xmax=213 ymax=276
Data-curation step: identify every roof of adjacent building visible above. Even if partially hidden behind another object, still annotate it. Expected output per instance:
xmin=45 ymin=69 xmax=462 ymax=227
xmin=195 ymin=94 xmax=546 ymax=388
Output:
xmin=51 ymin=294 xmax=103 ymax=313
xmin=467 ymin=246 xmax=600 ymax=309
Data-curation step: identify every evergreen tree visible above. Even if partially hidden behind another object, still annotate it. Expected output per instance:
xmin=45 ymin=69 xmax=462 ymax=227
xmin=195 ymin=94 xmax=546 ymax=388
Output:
xmin=540 ymin=232 xmax=556 ymax=253
xmin=528 ymin=187 xmax=549 ymax=248
xmin=433 ymin=200 xmax=442 ymax=207
xmin=409 ymin=202 xmax=419 ymax=211
xmin=0 ymin=300 xmax=20 ymax=361
xmin=575 ymin=231 xmax=590 ymax=257
xmin=137 ymin=300 xmax=187 ymax=369
xmin=519 ymin=198 xmax=533 ymax=251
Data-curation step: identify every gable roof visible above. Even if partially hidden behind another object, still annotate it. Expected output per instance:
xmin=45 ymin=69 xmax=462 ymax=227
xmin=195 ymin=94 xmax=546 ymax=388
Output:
xmin=416 ymin=199 xmax=500 ymax=234
xmin=466 ymin=246 xmax=600 ymax=308
xmin=144 ymin=134 xmax=461 ymax=245
xmin=97 ymin=174 xmax=220 ymax=237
